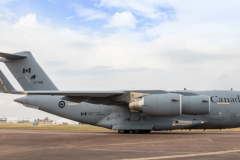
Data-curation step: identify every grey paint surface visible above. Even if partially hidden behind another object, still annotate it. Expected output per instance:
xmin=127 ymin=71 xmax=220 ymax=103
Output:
xmin=142 ymin=94 xmax=181 ymax=117
xmin=182 ymin=95 xmax=210 ymax=115
xmin=1 ymin=51 xmax=240 ymax=131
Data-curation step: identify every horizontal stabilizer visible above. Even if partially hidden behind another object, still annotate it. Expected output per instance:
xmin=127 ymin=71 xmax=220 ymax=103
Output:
xmin=21 ymin=91 xmax=125 ymax=97
xmin=0 ymin=70 xmax=16 ymax=93
xmin=0 ymin=52 xmax=27 ymax=59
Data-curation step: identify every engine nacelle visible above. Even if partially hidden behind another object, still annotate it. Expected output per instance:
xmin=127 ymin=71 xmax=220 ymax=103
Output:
xmin=129 ymin=94 xmax=182 ymax=117
xmin=182 ymin=95 xmax=210 ymax=115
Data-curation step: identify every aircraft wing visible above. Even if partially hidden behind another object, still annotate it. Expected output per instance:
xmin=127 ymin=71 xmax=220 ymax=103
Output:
xmin=170 ymin=90 xmax=199 ymax=96
xmin=16 ymin=90 xmax=127 ymax=105
xmin=20 ymin=91 xmax=125 ymax=97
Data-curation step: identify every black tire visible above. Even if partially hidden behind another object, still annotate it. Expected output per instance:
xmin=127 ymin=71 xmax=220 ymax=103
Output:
xmin=143 ymin=130 xmax=151 ymax=133
xmin=118 ymin=130 xmax=130 ymax=134
xmin=125 ymin=130 xmax=130 ymax=133
xmin=131 ymin=130 xmax=143 ymax=134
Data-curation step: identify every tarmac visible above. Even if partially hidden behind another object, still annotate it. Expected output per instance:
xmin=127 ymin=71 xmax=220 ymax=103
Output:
xmin=1 ymin=129 xmax=240 ymax=160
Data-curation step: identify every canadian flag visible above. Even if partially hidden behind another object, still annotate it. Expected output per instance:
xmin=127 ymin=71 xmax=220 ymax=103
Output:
xmin=23 ymin=68 xmax=31 ymax=73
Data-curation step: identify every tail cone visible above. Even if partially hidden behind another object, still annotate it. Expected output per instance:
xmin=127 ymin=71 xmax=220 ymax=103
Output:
xmin=14 ymin=97 xmax=26 ymax=104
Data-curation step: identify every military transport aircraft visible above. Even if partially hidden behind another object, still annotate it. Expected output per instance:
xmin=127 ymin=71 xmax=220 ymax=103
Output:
xmin=0 ymin=51 xmax=240 ymax=134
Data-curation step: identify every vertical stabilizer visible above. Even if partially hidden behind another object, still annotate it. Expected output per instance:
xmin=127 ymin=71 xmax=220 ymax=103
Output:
xmin=0 ymin=51 xmax=58 ymax=91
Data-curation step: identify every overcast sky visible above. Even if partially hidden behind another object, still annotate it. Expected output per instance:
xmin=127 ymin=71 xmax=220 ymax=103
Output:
xmin=1 ymin=0 xmax=240 ymax=119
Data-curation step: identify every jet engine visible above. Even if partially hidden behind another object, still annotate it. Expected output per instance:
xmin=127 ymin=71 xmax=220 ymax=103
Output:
xmin=129 ymin=94 xmax=182 ymax=117
xmin=129 ymin=94 xmax=210 ymax=117
xmin=182 ymin=95 xmax=210 ymax=115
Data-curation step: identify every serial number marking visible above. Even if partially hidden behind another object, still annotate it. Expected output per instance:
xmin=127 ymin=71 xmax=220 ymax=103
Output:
xmin=33 ymin=81 xmax=43 ymax=84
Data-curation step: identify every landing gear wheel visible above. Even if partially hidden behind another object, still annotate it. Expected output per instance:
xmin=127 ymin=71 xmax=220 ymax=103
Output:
xmin=118 ymin=130 xmax=130 ymax=134
xmin=131 ymin=130 xmax=143 ymax=134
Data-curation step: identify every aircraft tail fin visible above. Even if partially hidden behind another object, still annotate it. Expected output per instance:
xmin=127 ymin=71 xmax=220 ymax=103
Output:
xmin=0 ymin=51 xmax=58 ymax=91
xmin=0 ymin=70 xmax=16 ymax=93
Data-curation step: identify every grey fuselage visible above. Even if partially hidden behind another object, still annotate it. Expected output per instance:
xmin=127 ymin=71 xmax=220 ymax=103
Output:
xmin=15 ymin=90 xmax=240 ymax=131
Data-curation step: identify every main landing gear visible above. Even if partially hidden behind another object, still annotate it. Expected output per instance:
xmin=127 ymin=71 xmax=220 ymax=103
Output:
xmin=118 ymin=130 xmax=131 ymax=134
xmin=118 ymin=130 xmax=151 ymax=134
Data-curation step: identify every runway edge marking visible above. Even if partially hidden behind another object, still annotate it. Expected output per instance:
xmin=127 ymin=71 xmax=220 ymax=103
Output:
xmin=122 ymin=149 xmax=240 ymax=160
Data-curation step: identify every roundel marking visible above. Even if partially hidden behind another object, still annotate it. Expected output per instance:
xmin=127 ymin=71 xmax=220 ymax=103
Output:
xmin=59 ymin=101 xmax=65 ymax=108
